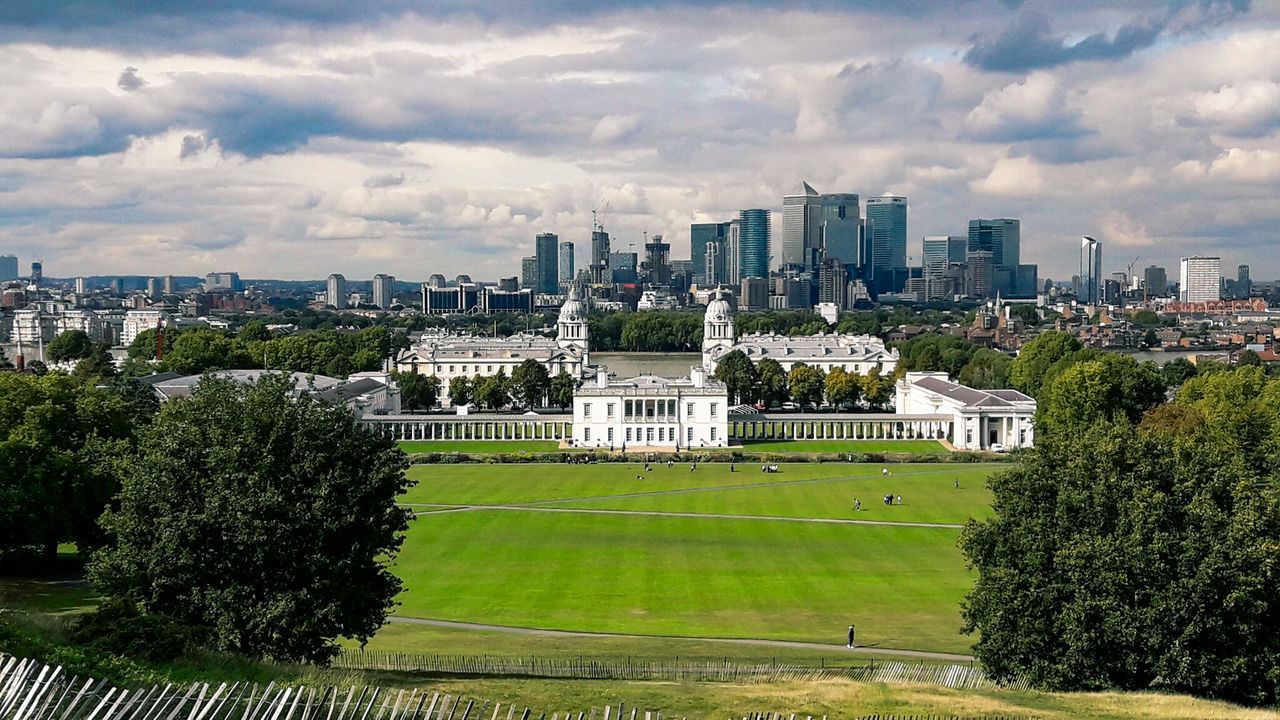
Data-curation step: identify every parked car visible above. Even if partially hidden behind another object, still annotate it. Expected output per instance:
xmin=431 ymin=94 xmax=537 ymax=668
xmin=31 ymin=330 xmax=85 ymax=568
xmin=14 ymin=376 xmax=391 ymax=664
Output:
xmin=990 ymin=443 xmax=1006 ymax=453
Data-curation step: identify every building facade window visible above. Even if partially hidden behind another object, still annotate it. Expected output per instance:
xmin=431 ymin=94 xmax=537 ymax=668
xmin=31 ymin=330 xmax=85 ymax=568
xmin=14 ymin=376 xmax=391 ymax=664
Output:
xmin=710 ymin=403 xmax=718 ymax=417
xmin=647 ymin=427 xmax=654 ymax=442
xmin=607 ymin=428 xmax=614 ymax=443
xmin=710 ymin=427 xmax=717 ymax=441
xmin=687 ymin=427 xmax=693 ymax=443
xmin=584 ymin=428 xmax=591 ymax=441
xmin=583 ymin=403 xmax=591 ymax=418
xmin=607 ymin=403 xmax=615 ymax=418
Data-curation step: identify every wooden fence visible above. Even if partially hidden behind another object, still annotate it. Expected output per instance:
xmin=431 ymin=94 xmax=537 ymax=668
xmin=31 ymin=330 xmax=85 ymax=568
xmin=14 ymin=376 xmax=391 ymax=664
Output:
xmin=331 ymin=652 xmax=1031 ymax=691
xmin=0 ymin=656 xmax=666 ymax=720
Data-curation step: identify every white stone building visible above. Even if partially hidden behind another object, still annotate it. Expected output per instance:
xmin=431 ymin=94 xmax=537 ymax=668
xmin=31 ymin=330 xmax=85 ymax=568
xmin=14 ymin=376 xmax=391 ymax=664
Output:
xmin=701 ymin=292 xmax=899 ymax=375
xmin=55 ymin=309 xmax=105 ymax=340
xmin=122 ymin=310 xmax=172 ymax=346
xmin=894 ymin=371 xmax=1035 ymax=451
xmin=395 ymin=288 xmax=590 ymax=406
xmin=571 ymin=366 xmax=729 ymax=450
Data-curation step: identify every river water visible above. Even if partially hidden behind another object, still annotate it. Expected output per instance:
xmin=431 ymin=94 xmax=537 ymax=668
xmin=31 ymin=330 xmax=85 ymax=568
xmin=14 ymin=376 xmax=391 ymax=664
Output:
xmin=593 ymin=352 xmax=703 ymax=377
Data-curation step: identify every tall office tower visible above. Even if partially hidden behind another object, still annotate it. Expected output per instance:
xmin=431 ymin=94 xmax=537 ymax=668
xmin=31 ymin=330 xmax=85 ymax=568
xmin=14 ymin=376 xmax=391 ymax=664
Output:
xmin=818 ymin=256 xmax=849 ymax=307
xmin=819 ymin=192 xmax=864 ymax=271
xmin=738 ymin=209 xmax=770 ymax=279
xmin=1180 ymin=256 xmax=1221 ymax=303
xmin=110 ymin=278 xmax=123 ymax=295
xmin=967 ymin=219 xmax=1020 ymax=267
xmin=559 ymin=241 xmax=575 ymax=286
xmin=1143 ymin=265 xmax=1167 ymax=297
xmin=146 ymin=277 xmax=161 ymax=298
xmin=74 ymin=277 xmax=86 ymax=295
xmin=724 ymin=220 xmax=742 ymax=285
xmin=922 ymin=236 xmax=966 ymax=300
xmin=643 ymin=234 xmax=671 ymax=285
xmin=535 ymin=232 xmax=559 ymax=294
xmin=782 ymin=182 xmax=823 ymax=271
xmin=426 ymin=273 xmax=447 ymax=289
xmin=966 ymin=250 xmax=994 ymax=299
xmin=163 ymin=275 xmax=176 ymax=294
xmin=865 ymin=196 xmax=907 ymax=289
xmin=690 ymin=221 xmax=730 ymax=282
xmin=590 ymin=228 xmax=611 ymax=284
xmin=521 ymin=256 xmax=538 ymax=289
xmin=1079 ymin=236 xmax=1102 ymax=304
xmin=0 ymin=255 xmax=16 ymax=281
xmin=372 ymin=273 xmax=394 ymax=309
xmin=740 ymin=276 xmax=769 ymax=310
xmin=30 ymin=261 xmax=42 ymax=287
xmin=326 ymin=274 xmax=348 ymax=308
xmin=704 ymin=238 xmax=725 ymax=285
xmin=1238 ymin=264 xmax=1251 ymax=297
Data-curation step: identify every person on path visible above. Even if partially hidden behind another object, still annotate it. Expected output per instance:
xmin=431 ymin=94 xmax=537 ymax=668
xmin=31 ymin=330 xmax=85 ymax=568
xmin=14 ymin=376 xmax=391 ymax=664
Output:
xmin=730 ymin=463 xmax=735 ymax=472
xmin=854 ymin=498 xmax=861 ymax=512
xmin=882 ymin=467 xmax=888 ymax=477
xmin=954 ymin=479 xmax=959 ymax=489
xmin=847 ymin=625 xmax=856 ymax=648
xmin=896 ymin=494 xmax=902 ymax=505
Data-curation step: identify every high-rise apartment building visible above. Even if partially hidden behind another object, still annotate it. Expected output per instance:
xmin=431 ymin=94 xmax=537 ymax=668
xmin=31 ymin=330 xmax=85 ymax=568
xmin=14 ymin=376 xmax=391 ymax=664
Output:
xmin=1180 ymin=256 xmax=1221 ymax=303
xmin=865 ymin=196 xmax=907 ymax=290
xmin=724 ymin=220 xmax=742 ymax=285
xmin=782 ymin=182 xmax=823 ymax=271
xmin=967 ymin=219 xmax=1020 ymax=267
xmin=1143 ymin=265 xmax=1167 ymax=297
xmin=818 ymin=257 xmax=849 ymax=308
xmin=535 ymin=232 xmax=559 ymax=294
xmin=738 ymin=209 xmax=770 ymax=279
xmin=326 ymin=273 xmax=347 ymax=309
xmin=559 ymin=241 xmax=575 ymax=286
xmin=740 ymin=276 xmax=769 ymax=310
xmin=704 ymin=239 xmax=725 ymax=285
xmin=966 ymin=250 xmax=994 ymax=299
xmin=0 ymin=255 xmax=16 ymax=282
xmin=74 ymin=277 xmax=87 ymax=295
xmin=372 ymin=273 xmax=394 ymax=309
xmin=1079 ymin=236 xmax=1102 ymax=304
xmin=146 ymin=277 xmax=161 ymax=298
xmin=164 ymin=275 xmax=176 ymax=295
xmin=643 ymin=235 xmax=671 ymax=285
xmin=590 ymin=229 xmax=611 ymax=284
xmin=521 ymin=256 xmax=538 ymax=289
xmin=30 ymin=261 xmax=42 ymax=287
xmin=690 ymin=222 xmax=730 ymax=282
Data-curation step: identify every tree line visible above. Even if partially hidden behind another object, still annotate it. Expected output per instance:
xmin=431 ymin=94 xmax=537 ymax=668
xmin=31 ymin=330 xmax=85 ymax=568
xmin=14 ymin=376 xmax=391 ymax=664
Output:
xmin=710 ymin=351 xmax=894 ymax=411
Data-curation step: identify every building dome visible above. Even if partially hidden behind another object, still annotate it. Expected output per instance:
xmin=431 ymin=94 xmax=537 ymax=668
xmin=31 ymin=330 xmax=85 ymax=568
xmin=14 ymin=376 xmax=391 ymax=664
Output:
xmin=560 ymin=287 xmax=586 ymax=323
xmin=705 ymin=292 xmax=732 ymax=323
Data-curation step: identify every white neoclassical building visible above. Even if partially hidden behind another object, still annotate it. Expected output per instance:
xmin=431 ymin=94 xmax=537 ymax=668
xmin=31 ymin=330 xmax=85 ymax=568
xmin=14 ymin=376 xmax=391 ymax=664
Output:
xmin=701 ymin=292 xmax=899 ymax=375
xmin=895 ymin=371 xmax=1036 ymax=451
xmin=571 ymin=366 xmax=729 ymax=450
xmin=395 ymin=288 xmax=591 ymax=405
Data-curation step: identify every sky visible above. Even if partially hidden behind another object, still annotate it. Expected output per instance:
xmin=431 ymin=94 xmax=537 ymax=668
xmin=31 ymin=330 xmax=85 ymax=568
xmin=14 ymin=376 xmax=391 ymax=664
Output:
xmin=1 ymin=0 xmax=1278 ymax=282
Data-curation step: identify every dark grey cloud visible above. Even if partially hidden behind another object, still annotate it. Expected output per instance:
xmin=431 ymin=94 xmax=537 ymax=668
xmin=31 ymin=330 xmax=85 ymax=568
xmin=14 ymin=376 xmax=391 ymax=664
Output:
xmin=179 ymin=134 xmax=206 ymax=159
xmin=117 ymin=66 xmax=146 ymax=90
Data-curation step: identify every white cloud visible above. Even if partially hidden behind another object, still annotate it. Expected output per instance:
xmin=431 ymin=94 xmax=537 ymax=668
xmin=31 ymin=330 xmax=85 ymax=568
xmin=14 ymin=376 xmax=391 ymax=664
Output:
xmin=1192 ymin=81 xmax=1280 ymax=132
xmin=1099 ymin=211 xmax=1155 ymax=247
xmin=589 ymin=114 xmax=639 ymax=144
xmin=970 ymin=156 xmax=1046 ymax=197
xmin=1207 ymin=147 xmax=1280 ymax=183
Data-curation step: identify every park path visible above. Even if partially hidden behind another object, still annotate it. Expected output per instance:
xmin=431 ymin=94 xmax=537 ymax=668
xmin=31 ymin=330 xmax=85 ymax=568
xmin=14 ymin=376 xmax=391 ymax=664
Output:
xmin=411 ymin=504 xmax=963 ymax=528
xmin=387 ymin=615 xmax=974 ymax=661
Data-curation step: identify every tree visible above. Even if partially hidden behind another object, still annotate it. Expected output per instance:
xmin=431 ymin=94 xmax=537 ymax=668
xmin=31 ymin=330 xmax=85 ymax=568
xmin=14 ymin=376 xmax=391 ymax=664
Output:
xmin=712 ymin=350 xmax=760 ymax=405
xmin=1161 ymin=357 xmax=1198 ymax=388
xmin=1142 ymin=328 xmax=1159 ymax=348
xmin=473 ymin=370 xmax=510 ymax=409
xmin=237 ymin=320 xmax=272 ymax=344
xmin=825 ymin=367 xmax=862 ymax=410
xmin=1007 ymin=331 xmax=1082 ymax=398
xmin=957 ymin=348 xmax=1012 ymax=390
xmin=73 ymin=342 xmax=119 ymax=379
xmin=756 ymin=357 xmax=790 ymax=408
xmin=787 ymin=363 xmax=825 ymax=409
xmin=88 ymin=373 xmax=413 ymax=665
xmin=960 ymin=416 xmax=1280 ymax=705
xmin=48 ymin=330 xmax=95 ymax=363
xmin=1237 ymin=349 xmax=1262 ymax=367
xmin=447 ymin=376 xmax=472 ymax=407
xmin=1037 ymin=354 xmax=1166 ymax=439
xmin=1130 ymin=309 xmax=1160 ymax=326
xmin=860 ymin=366 xmax=894 ymax=410
xmin=1009 ymin=304 xmax=1040 ymax=325
xmin=510 ymin=359 xmax=551 ymax=409
xmin=550 ymin=371 xmax=576 ymax=409
xmin=393 ymin=371 xmax=440 ymax=411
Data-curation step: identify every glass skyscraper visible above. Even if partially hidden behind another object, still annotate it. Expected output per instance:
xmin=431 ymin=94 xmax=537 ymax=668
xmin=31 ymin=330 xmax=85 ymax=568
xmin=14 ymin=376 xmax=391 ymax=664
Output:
xmin=865 ymin=196 xmax=906 ymax=290
xmin=690 ymin=222 xmax=730 ymax=282
xmin=1080 ymin=236 xmax=1102 ymax=304
xmin=535 ymin=232 xmax=559 ymax=294
xmin=738 ymin=209 xmax=770 ymax=279
xmin=967 ymin=218 xmax=1020 ymax=268
xmin=558 ymin=241 xmax=574 ymax=286
xmin=782 ymin=182 xmax=823 ymax=271
xmin=819 ymin=193 xmax=863 ymax=273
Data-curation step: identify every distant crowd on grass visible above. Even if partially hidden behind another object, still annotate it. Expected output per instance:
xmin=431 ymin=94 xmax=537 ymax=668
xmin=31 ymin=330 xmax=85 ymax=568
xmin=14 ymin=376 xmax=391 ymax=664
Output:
xmin=4 ymin=330 xmax=1280 ymax=706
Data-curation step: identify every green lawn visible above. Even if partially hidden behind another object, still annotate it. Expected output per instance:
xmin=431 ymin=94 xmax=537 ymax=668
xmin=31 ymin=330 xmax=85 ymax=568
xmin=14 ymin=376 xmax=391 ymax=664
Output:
xmin=393 ymin=509 xmax=972 ymax=653
xmin=737 ymin=439 xmax=948 ymax=453
xmin=398 ymin=441 xmax=564 ymax=454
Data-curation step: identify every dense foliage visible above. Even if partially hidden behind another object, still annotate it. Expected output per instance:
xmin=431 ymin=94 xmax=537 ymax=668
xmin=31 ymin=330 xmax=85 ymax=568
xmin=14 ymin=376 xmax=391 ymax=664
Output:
xmin=961 ymin=364 xmax=1280 ymax=705
xmin=89 ymin=373 xmax=414 ymax=664
xmin=892 ymin=335 xmax=1012 ymax=389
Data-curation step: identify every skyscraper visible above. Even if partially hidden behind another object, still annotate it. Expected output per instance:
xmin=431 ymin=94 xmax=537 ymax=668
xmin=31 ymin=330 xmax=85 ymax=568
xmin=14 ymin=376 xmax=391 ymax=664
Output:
xmin=372 ymin=273 xmax=394 ymax=309
xmin=865 ymin=196 xmax=907 ymax=290
xmin=690 ymin=222 xmax=730 ymax=282
xmin=30 ymin=261 xmax=42 ymax=287
xmin=74 ymin=277 xmax=86 ymax=295
xmin=146 ymin=277 xmax=160 ymax=298
xmin=1180 ymin=256 xmax=1221 ymax=303
xmin=922 ymin=236 xmax=966 ymax=300
xmin=163 ymin=275 xmax=176 ymax=294
xmin=590 ymin=229 xmax=610 ymax=284
xmin=643 ymin=234 xmax=671 ymax=285
xmin=534 ymin=232 xmax=559 ymax=294
xmin=1238 ymin=264 xmax=1251 ymax=297
xmin=967 ymin=219 xmax=1020 ymax=267
xmin=0 ymin=255 xmax=16 ymax=282
xmin=559 ymin=241 xmax=574 ymax=286
xmin=1143 ymin=265 xmax=1167 ymax=297
xmin=966 ymin=250 xmax=994 ymax=299
xmin=326 ymin=273 xmax=347 ymax=309
xmin=819 ymin=193 xmax=864 ymax=274
xmin=724 ymin=220 xmax=741 ymax=285
xmin=521 ymin=256 xmax=538 ymax=289
xmin=818 ymin=256 xmax=849 ymax=307
xmin=1079 ymin=236 xmax=1102 ymax=305
xmin=738 ymin=209 xmax=770 ymax=279
xmin=704 ymin=239 xmax=725 ymax=285
xmin=782 ymin=182 xmax=823 ymax=271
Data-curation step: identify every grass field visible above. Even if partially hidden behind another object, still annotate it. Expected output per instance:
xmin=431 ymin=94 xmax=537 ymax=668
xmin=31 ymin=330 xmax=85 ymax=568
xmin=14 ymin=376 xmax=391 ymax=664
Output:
xmin=737 ymin=439 xmax=949 ymax=453
xmin=392 ymin=463 xmax=998 ymax=655
xmin=398 ymin=440 xmax=564 ymax=454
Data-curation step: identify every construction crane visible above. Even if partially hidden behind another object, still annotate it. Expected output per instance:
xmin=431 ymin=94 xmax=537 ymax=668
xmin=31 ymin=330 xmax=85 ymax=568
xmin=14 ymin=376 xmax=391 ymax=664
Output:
xmin=591 ymin=199 xmax=611 ymax=232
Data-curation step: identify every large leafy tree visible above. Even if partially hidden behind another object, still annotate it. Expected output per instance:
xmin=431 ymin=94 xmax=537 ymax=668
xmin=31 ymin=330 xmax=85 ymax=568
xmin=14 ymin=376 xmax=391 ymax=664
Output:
xmin=510 ymin=359 xmax=551 ymax=409
xmin=48 ymin=330 xmax=95 ymax=363
xmin=960 ymin=405 xmax=1280 ymax=705
xmin=1007 ymin=331 xmax=1082 ymax=398
xmin=957 ymin=348 xmax=1012 ymax=389
xmin=860 ymin=366 xmax=894 ymax=410
xmin=447 ymin=376 xmax=472 ymax=407
xmin=787 ymin=363 xmax=825 ymax=409
xmin=712 ymin=350 xmax=759 ymax=405
xmin=825 ymin=367 xmax=862 ymax=410
xmin=473 ymin=370 xmax=510 ymax=409
xmin=1037 ymin=354 xmax=1165 ymax=439
xmin=756 ymin=357 xmax=789 ymax=408
xmin=88 ymin=373 xmax=413 ymax=665
xmin=393 ymin=371 xmax=440 ymax=411
xmin=549 ymin=371 xmax=576 ymax=409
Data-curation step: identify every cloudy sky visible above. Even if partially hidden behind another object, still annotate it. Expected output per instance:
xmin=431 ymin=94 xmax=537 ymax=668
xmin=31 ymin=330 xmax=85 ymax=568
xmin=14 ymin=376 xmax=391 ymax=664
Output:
xmin=2 ymin=0 xmax=1278 ymax=282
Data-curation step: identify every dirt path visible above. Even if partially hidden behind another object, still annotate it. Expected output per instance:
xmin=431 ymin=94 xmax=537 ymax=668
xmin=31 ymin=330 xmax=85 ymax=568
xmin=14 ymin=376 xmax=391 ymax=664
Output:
xmin=387 ymin=615 xmax=974 ymax=661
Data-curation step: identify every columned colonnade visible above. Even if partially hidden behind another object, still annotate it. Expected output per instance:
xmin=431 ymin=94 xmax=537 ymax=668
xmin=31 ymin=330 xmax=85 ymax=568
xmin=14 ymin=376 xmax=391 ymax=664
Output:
xmin=728 ymin=414 xmax=953 ymax=441
xmin=363 ymin=416 xmax=571 ymax=441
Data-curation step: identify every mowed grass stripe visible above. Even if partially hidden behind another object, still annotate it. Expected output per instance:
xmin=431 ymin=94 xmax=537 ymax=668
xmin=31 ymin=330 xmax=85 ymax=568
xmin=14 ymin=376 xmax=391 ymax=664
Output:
xmin=399 ymin=440 xmax=563 ymax=454
xmin=545 ymin=466 xmax=997 ymax=525
xmin=737 ymin=439 xmax=949 ymax=453
xmin=393 ymin=508 xmax=973 ymax=654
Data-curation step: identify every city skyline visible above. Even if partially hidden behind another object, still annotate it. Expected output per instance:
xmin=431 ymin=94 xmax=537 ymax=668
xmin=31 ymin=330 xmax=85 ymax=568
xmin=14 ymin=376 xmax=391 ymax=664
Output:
xmin=0 ymin=2 xmax=1277 ymax=280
